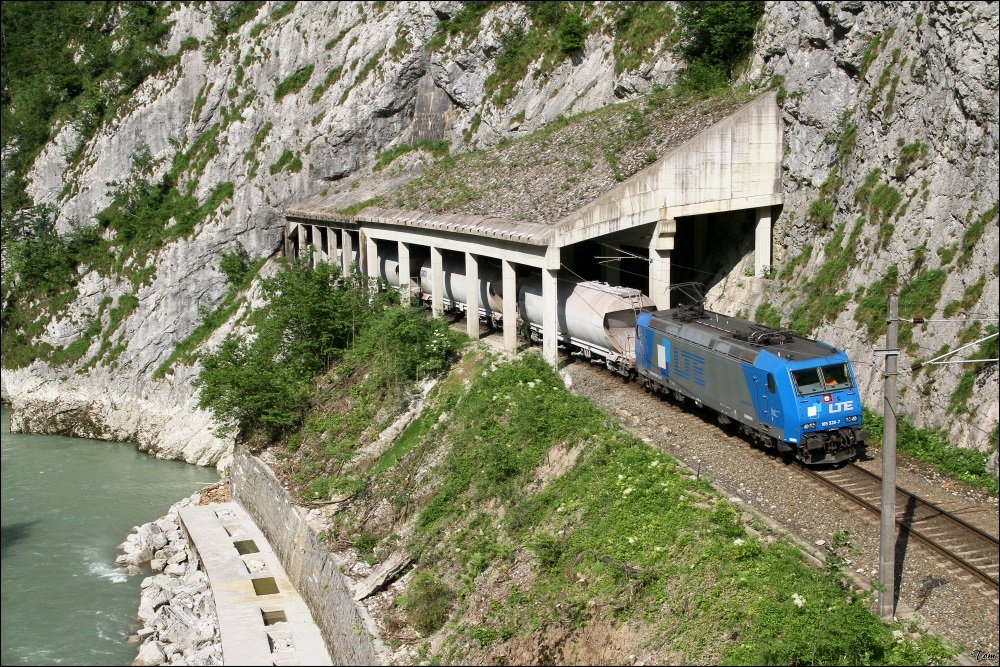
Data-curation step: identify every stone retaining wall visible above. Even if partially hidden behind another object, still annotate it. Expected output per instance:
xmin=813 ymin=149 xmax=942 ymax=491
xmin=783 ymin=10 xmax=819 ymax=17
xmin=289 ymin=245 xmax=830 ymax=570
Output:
xmin=230 ymin=447 xmax=384 ymax=665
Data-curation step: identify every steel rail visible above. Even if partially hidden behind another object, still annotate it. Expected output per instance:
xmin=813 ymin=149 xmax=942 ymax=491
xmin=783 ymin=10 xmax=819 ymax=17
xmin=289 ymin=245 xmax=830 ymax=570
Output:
xmin=801 ymin=463 xmax=999 ymax=592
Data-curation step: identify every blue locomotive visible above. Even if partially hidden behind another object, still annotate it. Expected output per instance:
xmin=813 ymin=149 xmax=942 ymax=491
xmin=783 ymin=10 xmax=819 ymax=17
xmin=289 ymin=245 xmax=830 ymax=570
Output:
xmin=634 ymin=301 xmax=866 ymax=465
xmin=408 ymin=258 xmax=865 ymax=465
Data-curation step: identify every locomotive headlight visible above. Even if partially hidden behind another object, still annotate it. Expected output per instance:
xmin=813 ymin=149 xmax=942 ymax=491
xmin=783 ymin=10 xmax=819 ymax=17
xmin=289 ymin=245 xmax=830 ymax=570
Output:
xmin=845 ymin=415 xmax=859 ymax=423
xmin=803 ymin=422 xmax=817 ymax=430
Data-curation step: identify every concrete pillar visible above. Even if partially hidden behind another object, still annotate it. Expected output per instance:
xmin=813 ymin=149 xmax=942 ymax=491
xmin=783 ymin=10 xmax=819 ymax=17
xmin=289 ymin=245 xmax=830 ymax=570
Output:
xmin=316 ymin=227 xmax=328 ymax=264
xmin=649 ymin=217 xmax=676 ymax=310
xmin=302 ymin=225 xmax=313 ymax=266
xmin=542 ymin=267 xmax=558 ymax=365
xmin=285 ymin=222 xmax=295 ymax=261
xmin=398 ymin=242 xmax=411 ymax=305
xmin=466 ymin=252 xmax=479 ymax=339
xmin=324 ymin=227 xmax=335 ymax=264
xmin=755 ymin=206 xmax=772 ymax=277
xmin=330 ymin=227 xmax=340 ymax=271
xmin=365 ymin=234 xmax=379 ymax=281
xmin=430 ymin=246 xmax=444 ymax=318
xmin=502 ymin=259 xmax=517 ymax=352
xmin=342 ymin=230 xmax=353 ymax=276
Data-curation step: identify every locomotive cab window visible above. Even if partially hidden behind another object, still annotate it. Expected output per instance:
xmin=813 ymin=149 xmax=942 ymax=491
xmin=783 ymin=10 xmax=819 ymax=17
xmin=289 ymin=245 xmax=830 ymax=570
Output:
xmin=792 ymin=365 xmax=852 ymax=395
xmin=766 ymin=373 xmax=776 ymax=393
xmin=821 ymin=363 xmax=852 ymax=390
xmin=791 ymin=368 xmax=824 ymax=395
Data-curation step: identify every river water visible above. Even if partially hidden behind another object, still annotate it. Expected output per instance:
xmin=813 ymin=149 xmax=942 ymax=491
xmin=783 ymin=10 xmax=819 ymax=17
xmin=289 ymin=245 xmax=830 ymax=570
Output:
xmin=0 ymin=405 xmax=218 ymax=665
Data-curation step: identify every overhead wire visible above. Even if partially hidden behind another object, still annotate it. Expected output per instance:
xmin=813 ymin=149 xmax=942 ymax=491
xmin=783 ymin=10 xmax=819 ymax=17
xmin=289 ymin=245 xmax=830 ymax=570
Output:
xmin=600 ymin=257 xmax=996 ymax=358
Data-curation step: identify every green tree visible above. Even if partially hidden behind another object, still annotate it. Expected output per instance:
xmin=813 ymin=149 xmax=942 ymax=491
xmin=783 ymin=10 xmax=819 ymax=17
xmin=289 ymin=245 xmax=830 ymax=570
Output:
xmin=676 ymin=1 xmax=764 ymax=88
xmin=196 ymin=257 xmax=465 ymax=441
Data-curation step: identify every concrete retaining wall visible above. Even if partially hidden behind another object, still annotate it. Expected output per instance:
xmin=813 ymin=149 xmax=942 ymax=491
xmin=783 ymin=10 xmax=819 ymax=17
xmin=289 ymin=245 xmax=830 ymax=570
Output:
xmin=230 ymin=447 xmax=384 ymax=665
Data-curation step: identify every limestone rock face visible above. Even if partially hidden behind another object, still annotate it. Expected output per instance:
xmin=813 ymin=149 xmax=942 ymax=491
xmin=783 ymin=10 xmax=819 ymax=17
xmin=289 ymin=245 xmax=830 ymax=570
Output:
xmin=722 ymin=1 xmax=998 ymax=458
xmin=2 ymin=2 xmax=682 ymax=466
xmin=3 ymin=2 xmax=997 ymax=466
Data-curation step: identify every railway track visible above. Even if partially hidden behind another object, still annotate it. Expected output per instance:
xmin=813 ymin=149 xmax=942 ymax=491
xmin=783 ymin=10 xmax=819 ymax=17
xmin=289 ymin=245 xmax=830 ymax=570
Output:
xmin=803 ymin=463 xmax=1000 ymax=595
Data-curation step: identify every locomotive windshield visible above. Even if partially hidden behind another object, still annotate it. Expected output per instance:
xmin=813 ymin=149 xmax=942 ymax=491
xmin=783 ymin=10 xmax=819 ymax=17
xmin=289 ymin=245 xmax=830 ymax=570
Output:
xmin=792 ymin=363 xmax=853 ymax=395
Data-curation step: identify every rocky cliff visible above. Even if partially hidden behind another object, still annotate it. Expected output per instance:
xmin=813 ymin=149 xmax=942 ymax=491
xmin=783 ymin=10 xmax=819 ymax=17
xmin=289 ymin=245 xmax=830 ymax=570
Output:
xmin=738 ymin=0 xmax=998 ymax=460
xmin=1 ymin=1 xmax=997 ymax=469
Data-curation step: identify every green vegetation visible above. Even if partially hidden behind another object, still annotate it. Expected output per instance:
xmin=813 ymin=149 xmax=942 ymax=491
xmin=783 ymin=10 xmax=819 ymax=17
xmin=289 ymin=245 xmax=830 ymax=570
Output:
xmin=325 ymin=26 xmax=351 ymax=50
xmin=947 ymin=325 xmax=999 ymax=417
xmin=864 ymin=407 xmax=998 ymax=495
xmin=611 ymin=2 xmax=678 ymax=75
xmin=777 ymin=243 xmax=812 ymax=282
xmin=867 ymin=43 xmax=903 ymax=114
xmin=853 ymin=168 xmax=903 ymax=248
xmin=2 ymin=131 xmax=236 ymax=369
xmin=675 ymin=1 xmax=765 ymax=93
xmin=281 ymin=346 xmax=954 ymax=663
xmin=195 ymin=260 xmax=463 ymax=440
xmin=154 ymin=247 xmax=265 ymax=380
xmin=399 ymin=570 xmax=455 ymax=635
xmin=270 ymin=1 xmax=296 ymax=22
xmin=337 ymin=197 xmax=386 ymax=216
xmin=269 ymin=149 xmax=302 ymax=174
xmin=754 ymin=303 xmax=782 ymax=329
xmin=959 ymin=203 xmax=999 ymax=266
xmin=860 ymin=27 xmax=895 ymax=76
xmin=855 ymin=269 xmax=893 ymax=337
xmin=896 ymin=141 xmax=929 ymax=179
xmin=485 ymin=3 xmax=595 ymax=106
xmin=854 ymin=265 xmax=947 ymax=347
xmin=807 ymin=197 xmax=835 ymax=230
xmin=310 ymin=66 xmax=343 ymax=104
xmin=943 ymin=276 xmax=986 ymax=317
xmin=425 ymin=1 xmax=495 ymax=51
xmin=374 ymin=141 xmax=451 ymax=172
xmin=788 ymin=220 xmax=862 ymax=335
xmin=0 ymin=206 xmax=107 ymax=368
xmin=1 ymin=2 xmax=177 ymax=220
xmin=274 ymin=64 xmax=315 ymax=101
xmin=210 ymin=2 xmax=265 ymax=42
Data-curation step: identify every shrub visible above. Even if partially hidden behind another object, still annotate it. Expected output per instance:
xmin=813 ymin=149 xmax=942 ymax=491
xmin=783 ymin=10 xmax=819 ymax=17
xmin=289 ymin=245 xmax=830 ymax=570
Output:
xmin=219 ymin=246 xmax=254 ymax=288
xmin=807 ymin=198 xmax=835 ymax=229
xmin=195 ymin=260 xmax=463 ymax=440
xmin=195 ymin=261 xmax=375 ymax=438
xmin=676 ymin=1 xmax=764 ymax=80
xmin=864 ymin=407 xmax=997 ymax=495
xmin=274 ymin=64 xmax=314 ymax=101
xmin=754 ymin=303 xmax=782 ymax=329
xmin=398 ymin=570 xmax=454 ymax=635
xmin=557 ymin=8 xmax=587 ymax=53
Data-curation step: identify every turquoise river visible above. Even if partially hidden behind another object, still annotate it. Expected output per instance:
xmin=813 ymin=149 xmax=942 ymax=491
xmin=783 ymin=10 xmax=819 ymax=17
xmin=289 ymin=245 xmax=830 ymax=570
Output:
xmin=1 ymin=405 xmax=219 ymax=665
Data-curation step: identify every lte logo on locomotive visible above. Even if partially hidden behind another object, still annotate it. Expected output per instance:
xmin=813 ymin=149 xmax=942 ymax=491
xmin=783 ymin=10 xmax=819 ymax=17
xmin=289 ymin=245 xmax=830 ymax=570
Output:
xmin=807 ymin=400 xmax=854 ymax=417
xmin=828 ymin=400 xmax=855 ymax=413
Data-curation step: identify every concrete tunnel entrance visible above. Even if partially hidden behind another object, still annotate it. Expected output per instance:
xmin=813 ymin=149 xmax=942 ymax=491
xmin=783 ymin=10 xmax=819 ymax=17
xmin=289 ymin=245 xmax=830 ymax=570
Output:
xmin=558 ymin=207 xmax=765 ymax=308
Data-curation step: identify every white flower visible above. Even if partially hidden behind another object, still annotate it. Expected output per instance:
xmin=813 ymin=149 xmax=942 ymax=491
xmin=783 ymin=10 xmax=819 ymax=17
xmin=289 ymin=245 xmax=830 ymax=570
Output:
xmin=623 ymin=487 xmax=634 ymax=497
xmin=792 ymin=593 xmax=805 ymax=608
xmin=617 ymin=474 xmax=625 ymax=481
xmin=733 ymin=538 xmax=745 ymax=546
xmin=649 ymin=460 xmax=660 ymax=468
xmin=654 ymin=546 xmax=664 ymax=552
xmin=628 ymin=537 xmax=636 ymax=544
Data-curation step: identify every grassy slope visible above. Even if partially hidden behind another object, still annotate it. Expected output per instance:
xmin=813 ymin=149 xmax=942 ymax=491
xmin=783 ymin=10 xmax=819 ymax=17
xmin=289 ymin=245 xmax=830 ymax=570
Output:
xmin=268 ymin=345 xmax=954 ymax=665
